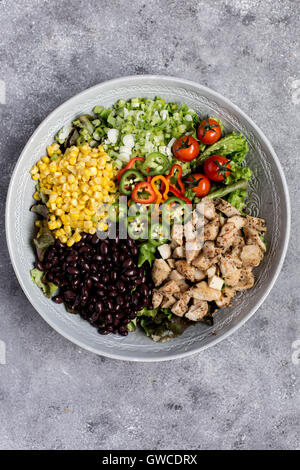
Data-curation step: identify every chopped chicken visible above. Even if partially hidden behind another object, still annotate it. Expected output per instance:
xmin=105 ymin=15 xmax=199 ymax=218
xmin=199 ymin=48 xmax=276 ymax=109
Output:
xmin=152 ymin=259 xmax=171 ymax=286
xmin=232 ymin=234 xmax=245 ymax=249
xmin=177 ymin=279 xmax=190 ymax=292
xmin=202 ymin=240 xmax=216 ymax=259
xmin=167 ymin=259 xmax=175 ymax=269
xmin=204 ymin=218 xmax=219 ymax=241
xmin=244 ymin=226 xmax=266 ymax=252
xmin=157 ymin=243 xmax=172 ymax=260
xmin=185 ymin=238 xmax=202 ymax=263
xmin=184 ymin=220 xmax=195 ymax=241
xmin=158 ymin=280 xmax=180 ymax=295
xmin=228 ymin=215 xmax=246 ymax=230
xmin=194 ymin=268 xmax=207 ymax=281
xmin=240 ymin=245 xmax=263 ymax=267
xmin=206 ymin=265 xmax=217 ymax=278
xmin=175 ymin=260 xmax=197 ymax=282
xmin=152 ymin=290 xmax=163 ymax=309
xmin=192 ymin=252 xmax=214 ymax=271
xmin=245 ymin=215 xmax=267 ymax=232
xmin=235 ymin=268 xmax=255 ymax=291
xmin=214 ymin=198 xmax=240 ymax=217
xmin=208 ymin=275 xmax=224 ymax=290
xmin=216 ymin=221 xmax=239 ymax=250
xmin=190 ymin=281 xmax=221 ymax=302
xmin=216 ymin=287 xmax=236 ymax=308
xmin=173 ymin=246 xmax=185 ymax=258
xmin=185 ymin=301 xmax=208 ymax=321
xmin=169 ymin=270 xmax=184 ymax=281
xmin=171 ymin=224 xmax=183 ymax=246
xmin=150 ymin=196 xmax=267 ymax=324
xmin=219 ymin=256 xmax=240 ymax=287
xmin=161 ymin=295 xmax=177 ymax=308
xmin=171 ymin=291 xmax=191 ymax=317
xmin=195 ymin=198 xmax=216 ymax=220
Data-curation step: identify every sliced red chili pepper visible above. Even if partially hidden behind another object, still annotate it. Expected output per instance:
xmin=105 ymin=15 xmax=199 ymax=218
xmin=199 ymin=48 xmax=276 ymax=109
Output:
xmin=165 ymin=164 xmax=185 ymax=195
xmin=117 ymin=157 xmax=145 ymax=183
xmin=168 ymin=185 xmax=192 ymax=205
xmin=131 ymin=181 xmax=157 ymax=204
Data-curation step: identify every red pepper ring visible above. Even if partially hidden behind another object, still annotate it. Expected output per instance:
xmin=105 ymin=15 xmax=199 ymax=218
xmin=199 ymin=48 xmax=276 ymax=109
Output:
xmin=117 ymin=157 xmax=145 ymax=183
xmin=131 ymin=181 xmax=157 ymax=204
xmin=168 ymin=185 xmax=192 ymax=205
xmin=165 ymin=164 xmax=185 ymax=195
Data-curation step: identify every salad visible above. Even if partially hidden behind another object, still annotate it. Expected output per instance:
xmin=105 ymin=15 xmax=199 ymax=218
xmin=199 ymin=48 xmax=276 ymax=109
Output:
xmin=29 ymin=97 xmax=267 ymax=342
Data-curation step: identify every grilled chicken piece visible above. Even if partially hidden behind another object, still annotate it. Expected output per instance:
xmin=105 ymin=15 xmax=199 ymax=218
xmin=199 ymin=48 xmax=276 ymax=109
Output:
xmin=245 ymin=215 xmax=267 ymax=232
xmin=175 ymin=260 xmax=197 ymax=282
xmin=185 ymin=301 xmax=208 ymax=321
xmin=235 ymin=268 xmax=255 ymax=291
xmin=190 ymin=281 xmax=221 ymax=302
xmin=184 ymin=220 xmax=195 ymax=241
xmin=161 ymin=294 xmax=177 ymax=308
xmin=244 ymin=226 xmax=266 ymax=252
xmin=240 ymin=245 xmax=263 ymax=267
xmin=194 ymin=268 xmax=207 ymax=281
xmin=159 ymin=280 xmax=181 ymax=295
xmin=171 ymin=291 xmax=191 ymax=317
xmin=171 ymin=224 xmax=183 ymax=246
xmin=232 ymin=234 xmax=245 ymax=249
xmin=202 ymin=240 xmax=216 ymax=259
xmin=152 ymin=290 xmax=163 ymax=309
xmin=168 ymin=270 xmax=184 ymax=281
xmin=208 ymin=275 xmax=224 ymax=290
xmin=195 ymin=198 xmax=216 ymax=220
xmin=157 ymin=243 xmax=172 ymax=260
xmin=185 ymin=239 xmax=202 ymax=263
xmin=217 ymin=222 xmax=237 ymax=249
xmin=214 ymin=198 xmax=240 ymax=217
xmin=152 ymin=259 xmax=171 ymax=286
xmin=229 ymin=215 xmax=246 ymax=230
xmin=173 ymin=246 xmax=185 ymax=258
xmin=206 ymin=265 xmax=217 ymax=278
xmin=219 ymin=256 xmax=241 ymax=287
xmin=216 ymin=287 xmax=236 ymax=308
xmin=192 ymin=253 xmax=214 ymax=271
xmin=204 ymin=218 xmax=219 ymax=241
xmin=167 ymin=259 xmax=175 ymax=269
xmin=177 ymin=279 xmax=190 ymax=292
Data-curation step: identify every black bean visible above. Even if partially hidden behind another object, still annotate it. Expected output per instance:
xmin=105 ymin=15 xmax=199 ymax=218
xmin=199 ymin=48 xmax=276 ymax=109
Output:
xmin=124 ymin=269 xmax=137 ymax=278
xmin=67 ymin=267 xmax=80 ymax=275
xmin=102 ymin=273 xmax=110 ymax=284
xmin=100 ymin=241 xmax=108 ymax=255
xmin=96 ymin=302 xmax=104 ymax=314
xmin=64 ymin=290 xmax=76 ymax=301
xmin=53 ymin=295 xmax=64 ymax=304
xmin=36 ymin=261 xmax=44 ymax=271
xmin=92 ymin=234 xmax=100 ymax=245
xmin=140 ymin=284 xmax=149 ymax=297
xmin=122 ymin=258 xmax=134 ymax=269
xmin=110 ymin=271 xmax=118 ymax=282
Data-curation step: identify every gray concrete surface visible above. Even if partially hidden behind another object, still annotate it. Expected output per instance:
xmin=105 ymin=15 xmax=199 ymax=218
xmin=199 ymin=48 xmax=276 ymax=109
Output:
xmin=0 ymin=0 xmax=299 ymax=450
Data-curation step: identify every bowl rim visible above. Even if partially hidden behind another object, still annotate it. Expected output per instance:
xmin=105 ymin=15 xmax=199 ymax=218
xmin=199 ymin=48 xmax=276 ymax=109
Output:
xmin=5 ymin=74 xmax=291 ymax=362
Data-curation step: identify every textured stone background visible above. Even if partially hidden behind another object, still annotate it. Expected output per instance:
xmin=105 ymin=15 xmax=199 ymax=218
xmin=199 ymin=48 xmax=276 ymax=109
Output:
xmin=0 ymin=0 xmax=299 ymax=450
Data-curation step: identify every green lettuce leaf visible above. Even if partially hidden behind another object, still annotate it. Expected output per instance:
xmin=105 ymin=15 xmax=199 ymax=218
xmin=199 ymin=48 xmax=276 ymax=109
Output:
xmin=198 ymin=132 xmax=249 ymax=164
xmin=225 ymin=161 xmax=252 ymax=185
xmin=227 ymin=189 xmax=248 ymax=212
xmin=33 ymin=220 xmax=55 ymax=252
xmin=30 ymin=268 xmax=58 ymax=298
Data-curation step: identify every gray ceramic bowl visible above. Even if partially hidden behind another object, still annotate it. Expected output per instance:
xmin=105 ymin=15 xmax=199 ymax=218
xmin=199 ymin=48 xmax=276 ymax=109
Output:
xmin=6 ymin=75 xmax=290 ymax=361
